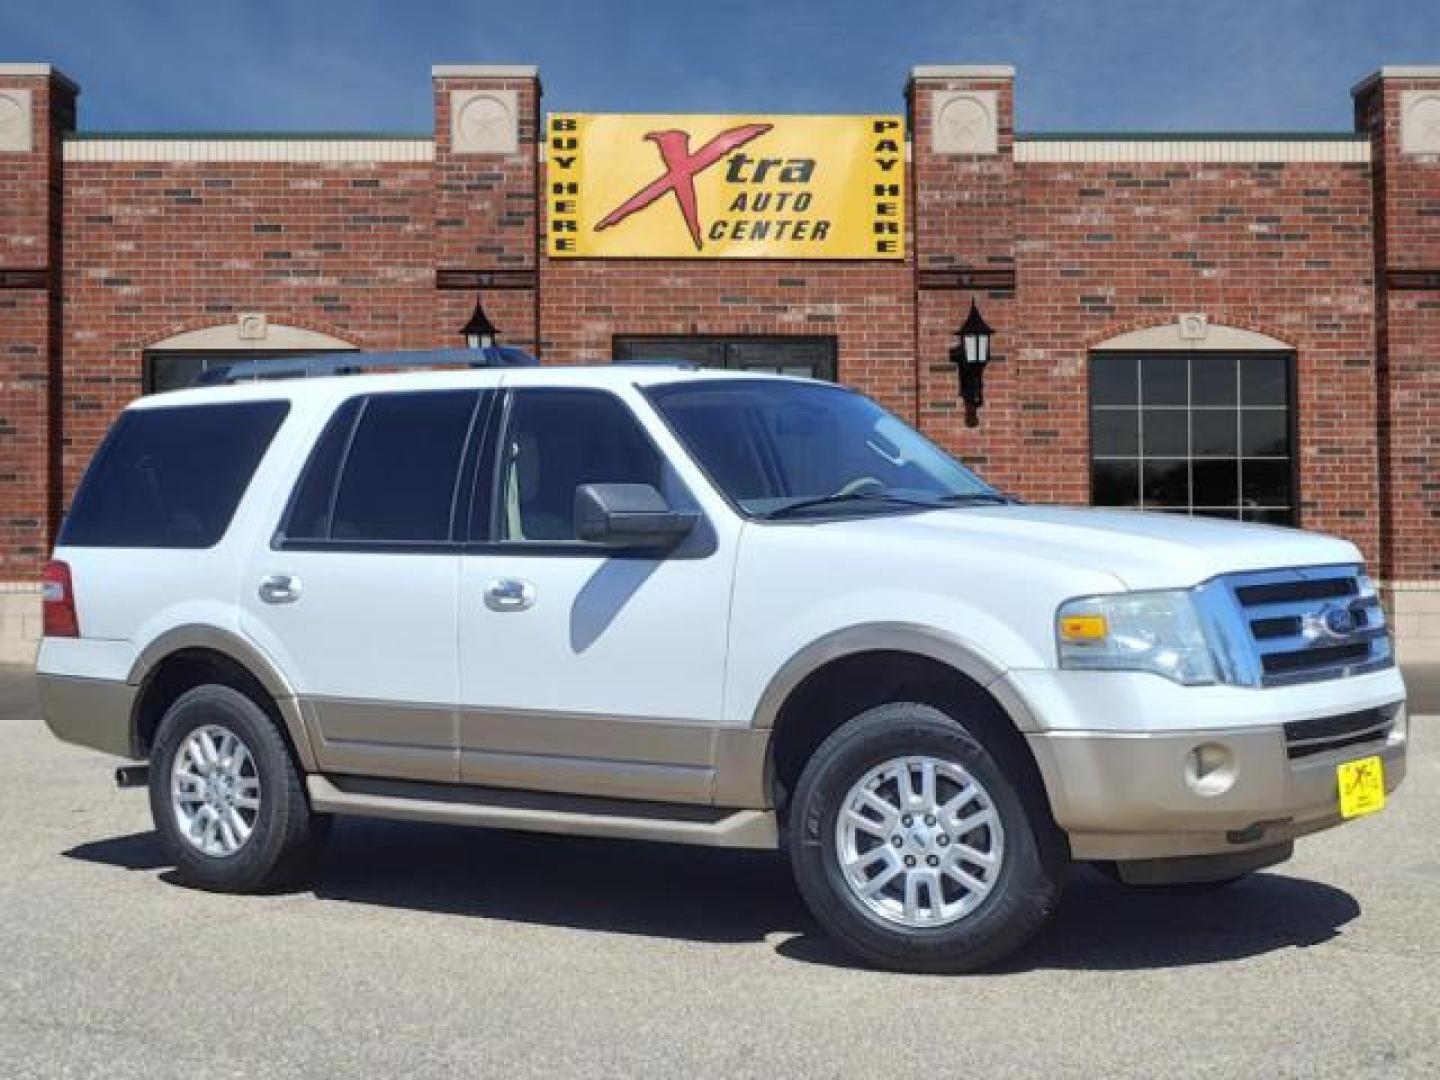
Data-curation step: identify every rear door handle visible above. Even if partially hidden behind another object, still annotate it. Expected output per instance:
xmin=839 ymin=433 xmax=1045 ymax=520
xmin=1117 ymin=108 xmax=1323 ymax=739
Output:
xmin=484 ymin=578 xmax=535 ymax=612
xmin=258 ymin=573 xmax=302 ymax=604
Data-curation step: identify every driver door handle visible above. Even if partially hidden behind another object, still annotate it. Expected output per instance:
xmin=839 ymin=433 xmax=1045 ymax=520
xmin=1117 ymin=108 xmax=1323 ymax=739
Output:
xmin=484 ymin=577 xmax=536 ymax=612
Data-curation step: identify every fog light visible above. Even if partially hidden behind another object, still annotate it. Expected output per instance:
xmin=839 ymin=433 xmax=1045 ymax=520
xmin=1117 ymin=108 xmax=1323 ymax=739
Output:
xmin=1185 ymin=743 xmax=1236 ymax=796
xmin=1390 ymin=705 xmax=1408 ymax=745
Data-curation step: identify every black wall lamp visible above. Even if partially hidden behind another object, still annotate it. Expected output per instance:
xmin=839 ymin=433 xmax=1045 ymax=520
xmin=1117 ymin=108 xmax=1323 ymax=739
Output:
xmin=949 ymin=299 xmax=994 ymax=428
xmin=461 ymin=294 xmax=499 ymax=350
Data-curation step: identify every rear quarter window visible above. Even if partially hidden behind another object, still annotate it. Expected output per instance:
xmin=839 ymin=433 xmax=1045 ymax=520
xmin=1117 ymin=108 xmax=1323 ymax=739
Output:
xmin=60 ymin=400 xmax=289 ymax=549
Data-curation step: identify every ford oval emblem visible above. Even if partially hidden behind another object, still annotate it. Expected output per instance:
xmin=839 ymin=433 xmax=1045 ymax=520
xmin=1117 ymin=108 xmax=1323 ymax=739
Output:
xmin=1322 ymin=604 xmax=1357 ymax=638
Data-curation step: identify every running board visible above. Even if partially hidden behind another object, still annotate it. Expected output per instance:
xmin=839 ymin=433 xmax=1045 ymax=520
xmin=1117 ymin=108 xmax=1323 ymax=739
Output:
xmin=306 ymin=775 xmax=779 ymax=850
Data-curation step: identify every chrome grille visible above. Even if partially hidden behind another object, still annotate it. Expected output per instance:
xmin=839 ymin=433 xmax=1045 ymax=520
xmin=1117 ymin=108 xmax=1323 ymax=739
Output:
xmin=1196 ymin=565 xmax=1394 ymax=687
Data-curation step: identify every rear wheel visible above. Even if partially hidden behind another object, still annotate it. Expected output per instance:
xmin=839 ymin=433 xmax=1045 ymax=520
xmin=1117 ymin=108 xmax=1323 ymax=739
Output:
xmin=149 ymin=684 xmax=325 ymax=892
xmin=789 ymin=702 xmax=1066 ymax=973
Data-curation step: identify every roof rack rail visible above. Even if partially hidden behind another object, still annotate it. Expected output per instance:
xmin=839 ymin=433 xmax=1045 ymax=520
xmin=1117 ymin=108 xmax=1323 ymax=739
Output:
xmin=195 ymin=346 xmax=538 ymax=385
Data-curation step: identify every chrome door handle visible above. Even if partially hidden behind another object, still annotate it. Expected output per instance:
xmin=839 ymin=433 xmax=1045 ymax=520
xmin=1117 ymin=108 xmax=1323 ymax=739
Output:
xmin=258 ymin=573 xmax=302 ymax=605
xmin=484 ymin=577 xmax=535 ymax=612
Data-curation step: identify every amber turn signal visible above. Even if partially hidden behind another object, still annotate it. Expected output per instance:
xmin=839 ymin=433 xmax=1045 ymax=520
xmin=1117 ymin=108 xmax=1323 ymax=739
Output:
xmin=1058 ymin=614 xmax=1108 ymax=643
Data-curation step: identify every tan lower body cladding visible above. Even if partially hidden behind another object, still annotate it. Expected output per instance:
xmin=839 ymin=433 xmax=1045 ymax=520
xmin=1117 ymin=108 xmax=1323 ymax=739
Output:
xmin=302 ymin=697 xmax=772 ymax=809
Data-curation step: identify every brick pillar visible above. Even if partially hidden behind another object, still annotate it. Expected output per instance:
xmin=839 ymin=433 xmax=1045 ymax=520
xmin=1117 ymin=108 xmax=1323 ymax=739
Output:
xmin=1355 ymin=66 xmax=1440 ymax=659
xmin=907 ymin=66 xmax=1024 ymax=486
xmin=0 ymin=64 xmax=76 ymax=657
xmin=430 ymin=65 xmax=541 ymax=353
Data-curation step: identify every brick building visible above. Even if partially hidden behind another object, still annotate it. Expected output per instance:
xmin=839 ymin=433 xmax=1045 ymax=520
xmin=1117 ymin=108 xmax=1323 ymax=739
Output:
xmin=1 ymin=61 xmax=1437 ymax=661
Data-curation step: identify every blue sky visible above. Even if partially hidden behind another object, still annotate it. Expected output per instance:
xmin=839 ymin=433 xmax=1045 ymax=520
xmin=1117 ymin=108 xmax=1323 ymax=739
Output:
xmin=3 ymin=0 xmax=1437 ymax=133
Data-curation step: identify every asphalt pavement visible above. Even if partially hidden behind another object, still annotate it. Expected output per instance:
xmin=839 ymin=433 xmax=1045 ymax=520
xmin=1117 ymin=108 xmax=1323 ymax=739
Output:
xmin=2 ymin=664 xmax=1437 ymax=1078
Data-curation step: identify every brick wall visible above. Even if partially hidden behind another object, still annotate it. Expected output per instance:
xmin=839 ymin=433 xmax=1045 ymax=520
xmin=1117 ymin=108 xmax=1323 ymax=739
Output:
xmin=908 ymin=72 xmax=1380 ymax=561
xmin=910 ymin=71 xmax=1022 ymax=490
xmin=537 ymin=258 xmax=917 ymax=418
xmin=0 ymin=69 xmax=73 ymax=581
xmin=60 ymin=156 xmax=437 ymax=491
xmin=1012 ymin=156 xmax=1379 ymax=555
xmin=432 ymin=70 xmax=540 ymax=352
xmin=2 ymin=59 xmax=1439 ymax=661
xmin=1355 ymin=70 xmax=1440 ymax=653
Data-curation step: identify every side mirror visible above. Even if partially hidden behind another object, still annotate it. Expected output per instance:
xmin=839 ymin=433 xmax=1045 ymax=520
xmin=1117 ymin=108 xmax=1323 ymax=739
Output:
xmin=574 ymin=483 xmax=699 ymax=550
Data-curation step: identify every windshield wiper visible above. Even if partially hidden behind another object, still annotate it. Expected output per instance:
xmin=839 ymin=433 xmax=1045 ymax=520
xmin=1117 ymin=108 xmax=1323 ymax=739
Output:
xmin=935 ymin=491 xmax=1015 ymax=505
xmin=763 ymin=491 xmax=949 ymax=520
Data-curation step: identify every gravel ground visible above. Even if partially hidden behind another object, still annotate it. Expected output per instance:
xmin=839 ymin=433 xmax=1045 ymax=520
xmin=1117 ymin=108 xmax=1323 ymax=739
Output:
xmin=2 ymin=665 xmax=1437 ymax=1078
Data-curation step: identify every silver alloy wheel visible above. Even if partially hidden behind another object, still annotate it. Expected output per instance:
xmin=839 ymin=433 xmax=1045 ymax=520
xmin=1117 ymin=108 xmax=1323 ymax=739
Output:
xmin=170 ymin=724 xmax=261 ymax=858
xmin=835 ymin=755 xmax=1005 ymax=928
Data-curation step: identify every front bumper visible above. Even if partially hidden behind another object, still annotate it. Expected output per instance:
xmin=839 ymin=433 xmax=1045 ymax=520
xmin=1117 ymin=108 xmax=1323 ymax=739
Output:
xmin=1005 ymin=665 xmax=1410 ymax=861
xmin=1025 ymin=713 xmax=1407 ymax=860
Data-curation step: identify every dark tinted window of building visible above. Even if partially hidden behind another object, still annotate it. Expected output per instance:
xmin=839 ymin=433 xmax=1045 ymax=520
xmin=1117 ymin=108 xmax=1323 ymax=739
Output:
xmin=143 ymin=350 xmax=355 ymax=393
xmin=614 ymin=336 xmax=837 ymax=381
xmin=60 ymin=401 xmax=289 ymax=548
xmin=1090 ymin=352 xmax=1295 ymax=525
xmin=328 ymin=391 xmax=480 ymax=544
xmin=495 ymin=390 xmax=662 ymax=543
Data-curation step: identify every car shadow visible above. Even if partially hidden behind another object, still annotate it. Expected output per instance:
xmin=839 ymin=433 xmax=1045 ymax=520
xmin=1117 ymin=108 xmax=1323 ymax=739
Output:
xmin=777 ymin=868 xmax=1362 ymax=973
xmin=65 ymin=819 xmax=1360 ymax=971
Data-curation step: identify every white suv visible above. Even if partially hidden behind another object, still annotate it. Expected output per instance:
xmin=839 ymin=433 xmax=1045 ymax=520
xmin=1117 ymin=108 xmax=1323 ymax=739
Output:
xmin=37 ymin=351 xmax=1408 ymax=972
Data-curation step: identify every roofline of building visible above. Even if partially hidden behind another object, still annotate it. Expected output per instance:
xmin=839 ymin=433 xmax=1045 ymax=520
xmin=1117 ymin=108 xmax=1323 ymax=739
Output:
xmin=430 ymin=64 xmax=538 ymax=79
xmin=0 ymin=62 xmax=79 ymax=93
xmin=1351 ymin=65 xmax=1440 ymax=95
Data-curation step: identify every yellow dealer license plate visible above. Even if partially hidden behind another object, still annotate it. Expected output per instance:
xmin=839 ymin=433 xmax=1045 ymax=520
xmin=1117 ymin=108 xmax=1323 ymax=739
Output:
xmin=1337 ymin=755 xmax=1386 ymax=820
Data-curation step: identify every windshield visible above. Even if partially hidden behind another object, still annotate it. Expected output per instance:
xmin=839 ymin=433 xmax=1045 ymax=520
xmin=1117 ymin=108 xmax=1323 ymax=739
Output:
xmin=646 ymin=379 xmax=1000 ymax=519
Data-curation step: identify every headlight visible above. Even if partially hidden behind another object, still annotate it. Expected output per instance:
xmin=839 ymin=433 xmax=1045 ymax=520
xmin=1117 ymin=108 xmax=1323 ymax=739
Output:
xmin=1056 ymin=590 xmax=1217 ymax=685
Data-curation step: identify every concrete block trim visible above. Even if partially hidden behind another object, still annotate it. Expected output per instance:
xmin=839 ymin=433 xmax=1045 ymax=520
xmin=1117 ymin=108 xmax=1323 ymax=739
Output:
xmin=62 ymin=136 xmax=434 ymax=163
xmin=0 ymin=87 xmax=32 ymax=152
xmin=911 ymin=64 xmax=1015 ymax=80
xmin=144 ymin=320 xmax=357 ymax=352
xmin=1015 ymin=137 xmax=1370 ymax=163
xmin=449 ymin=88 xmax=519 ymax=155
xmin=1351 ymin=65 xmax=1440 ymax=96
xmin=932 ymin=90 xmax=999 ymax=154
xmin=0 ymin=63 xmax=79 ymax=92
xmin=1400 ymin=90 xmax=1440 ymax=155
xmin=1092 ymin=321 xmax=1294 ymax=352
xmin=0 ymin=586 xmax=41 ymax=666
xmin=431 ymin=64 xmax=539 ymax=79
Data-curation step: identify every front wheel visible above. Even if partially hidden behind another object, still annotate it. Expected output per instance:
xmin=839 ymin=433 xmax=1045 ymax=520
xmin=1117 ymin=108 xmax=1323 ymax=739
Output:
xmin=788 ymin=702 xmax=1066 ymax=973
xmin=149 ymin=684 xmax=325 ymax=892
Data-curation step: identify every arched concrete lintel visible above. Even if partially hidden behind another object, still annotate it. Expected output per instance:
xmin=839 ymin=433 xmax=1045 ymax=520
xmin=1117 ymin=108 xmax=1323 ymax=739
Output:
xmin=146 ymin=322 xmax=357 ymax=352
xmin=1093 ymin=323 xmax=1294 ymax=352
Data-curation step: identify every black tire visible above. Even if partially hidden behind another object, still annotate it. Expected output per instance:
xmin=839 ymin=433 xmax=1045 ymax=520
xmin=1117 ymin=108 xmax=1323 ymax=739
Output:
xmin=789 ymin=702 xmax=1067 ymax=974
xmin=148 ymin=684 xmax=325 ymax=892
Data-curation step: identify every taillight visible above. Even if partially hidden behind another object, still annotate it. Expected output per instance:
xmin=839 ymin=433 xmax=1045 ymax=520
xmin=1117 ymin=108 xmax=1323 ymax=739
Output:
xmin=42 ymin=560 xmax=79 ymax=638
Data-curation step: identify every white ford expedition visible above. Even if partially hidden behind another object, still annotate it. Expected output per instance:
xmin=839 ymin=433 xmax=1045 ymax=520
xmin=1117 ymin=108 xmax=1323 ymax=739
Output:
xmin=37 ymin=350 xmax=1407 ymax=973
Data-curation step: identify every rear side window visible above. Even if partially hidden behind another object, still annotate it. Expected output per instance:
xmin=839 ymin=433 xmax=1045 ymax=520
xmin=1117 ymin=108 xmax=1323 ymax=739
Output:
xmin=282 ymin=390 xmax=481 ymax=546
xmin=283 ymin=398 xmax=363 ymax=541
xmin=60 ymin=400 xmax=289 ymax=548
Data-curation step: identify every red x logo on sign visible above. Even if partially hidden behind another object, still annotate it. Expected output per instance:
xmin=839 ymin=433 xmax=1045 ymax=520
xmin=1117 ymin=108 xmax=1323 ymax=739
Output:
xmin=595 ymin=123 xmax=773 ymax=251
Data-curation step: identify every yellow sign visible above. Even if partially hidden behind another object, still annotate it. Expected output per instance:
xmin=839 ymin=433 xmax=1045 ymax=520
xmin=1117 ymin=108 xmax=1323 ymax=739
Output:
xmin=547 ymin=113 xmax=905 ymax=259
xmin=1337 ymin=755 xmax=1386 ymax=819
